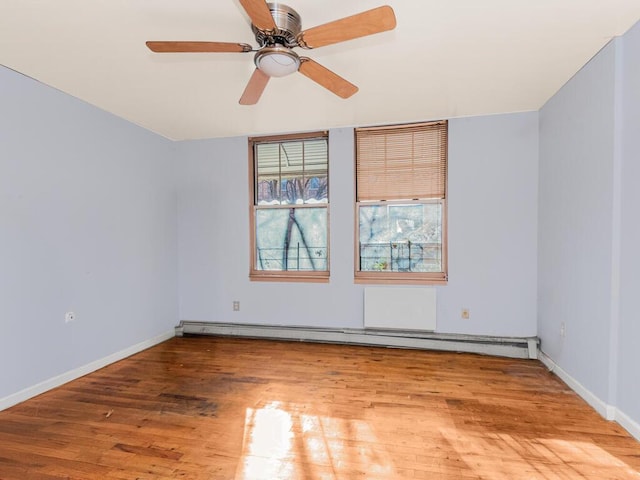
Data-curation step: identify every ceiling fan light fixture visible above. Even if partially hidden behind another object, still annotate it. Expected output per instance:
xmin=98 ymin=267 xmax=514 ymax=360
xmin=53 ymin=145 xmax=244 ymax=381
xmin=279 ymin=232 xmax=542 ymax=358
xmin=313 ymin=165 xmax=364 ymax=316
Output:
xmin=255 ymin=46 xmax=300 ymax=77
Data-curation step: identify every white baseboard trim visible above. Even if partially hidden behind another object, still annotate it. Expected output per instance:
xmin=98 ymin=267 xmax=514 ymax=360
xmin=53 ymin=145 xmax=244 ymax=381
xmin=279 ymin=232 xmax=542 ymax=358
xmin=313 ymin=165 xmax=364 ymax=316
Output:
xmin=538 ymin=351 xmax=640 ymax=442
xmin=178 ymin=321 xmax=538 ymax=360
xmin=538 ymin=350 xmax=614 ymax=420
xmin=615 ymin=408 xmax=640 ymax=442
xmin=0 ymin=329 xmax=175 ymax=412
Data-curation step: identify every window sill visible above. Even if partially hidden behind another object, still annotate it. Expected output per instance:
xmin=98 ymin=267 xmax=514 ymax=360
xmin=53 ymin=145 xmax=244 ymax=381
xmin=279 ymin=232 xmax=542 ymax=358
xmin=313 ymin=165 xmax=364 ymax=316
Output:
xmin=354 ymin=272 xmax=447 ymax=286
xmin=250 ymin=271 xmax=330 ymax=283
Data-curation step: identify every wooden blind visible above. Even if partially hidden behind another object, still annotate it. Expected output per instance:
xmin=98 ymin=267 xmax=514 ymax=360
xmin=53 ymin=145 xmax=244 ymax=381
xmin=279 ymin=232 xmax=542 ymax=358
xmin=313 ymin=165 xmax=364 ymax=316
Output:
xmin=355 ymin=121 xmax=447 ymax=202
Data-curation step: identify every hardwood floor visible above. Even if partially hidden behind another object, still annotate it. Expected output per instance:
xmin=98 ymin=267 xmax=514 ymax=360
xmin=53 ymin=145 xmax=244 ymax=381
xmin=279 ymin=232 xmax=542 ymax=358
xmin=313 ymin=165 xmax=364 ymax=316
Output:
xmin=1 ymin=336 xmax=639 ymax=479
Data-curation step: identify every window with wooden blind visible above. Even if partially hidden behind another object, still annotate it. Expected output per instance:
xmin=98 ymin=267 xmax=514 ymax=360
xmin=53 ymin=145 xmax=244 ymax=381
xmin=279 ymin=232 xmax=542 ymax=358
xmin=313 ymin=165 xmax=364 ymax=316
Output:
xmin=249 ymin=131 xmax=329 ymax=282
xmin=355 ymin=120 xmax=448 ymax=284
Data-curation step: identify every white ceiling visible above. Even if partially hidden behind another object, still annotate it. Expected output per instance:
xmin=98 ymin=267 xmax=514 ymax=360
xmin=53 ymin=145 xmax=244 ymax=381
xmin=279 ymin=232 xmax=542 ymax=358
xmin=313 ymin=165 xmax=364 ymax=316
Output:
xmin=1 ymin=1 xmax=639 ymax=141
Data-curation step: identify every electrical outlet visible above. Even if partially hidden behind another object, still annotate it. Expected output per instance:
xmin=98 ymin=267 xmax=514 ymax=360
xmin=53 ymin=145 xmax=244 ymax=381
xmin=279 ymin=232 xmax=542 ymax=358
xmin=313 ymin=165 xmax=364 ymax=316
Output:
xmin=65 ymin=311 xmax=76 ymax=323
xmin=233 ymin=301 xmax=240 ymax=312
xmin=461 ymin=308 xmax=470 ymax=320
xmin=560 ymin=322 xmax=566 ymax=338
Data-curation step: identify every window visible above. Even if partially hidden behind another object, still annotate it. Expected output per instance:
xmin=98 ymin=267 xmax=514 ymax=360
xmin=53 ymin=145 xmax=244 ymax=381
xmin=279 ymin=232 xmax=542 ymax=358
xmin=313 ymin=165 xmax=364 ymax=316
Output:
xmin=249 ymin=132 xmax=329 ymax=282
xmin=355 ymin=121 xmax=448 ymax=284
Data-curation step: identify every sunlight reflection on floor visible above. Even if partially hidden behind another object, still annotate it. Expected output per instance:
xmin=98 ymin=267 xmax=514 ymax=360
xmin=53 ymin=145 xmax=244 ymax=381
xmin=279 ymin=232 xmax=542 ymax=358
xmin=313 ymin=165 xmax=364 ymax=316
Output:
xmin=235 ymin=402 xmax=396 ymax=480
xmin=236 ymin=402 xmax=295 ymax=479
xmin=234 ymin=400 xmax=640 ymax=479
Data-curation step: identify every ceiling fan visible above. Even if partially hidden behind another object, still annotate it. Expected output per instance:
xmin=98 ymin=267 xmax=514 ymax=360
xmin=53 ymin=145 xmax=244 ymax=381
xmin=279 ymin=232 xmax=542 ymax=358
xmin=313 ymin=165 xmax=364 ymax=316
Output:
xmin=146 ymin=0 xmax=396 ymax=105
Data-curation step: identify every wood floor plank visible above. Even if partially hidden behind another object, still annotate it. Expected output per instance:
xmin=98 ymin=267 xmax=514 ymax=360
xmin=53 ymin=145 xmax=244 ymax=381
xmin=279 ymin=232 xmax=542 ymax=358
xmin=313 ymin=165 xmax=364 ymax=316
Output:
xmin=1 ymin=336 xmax=640 ymax=479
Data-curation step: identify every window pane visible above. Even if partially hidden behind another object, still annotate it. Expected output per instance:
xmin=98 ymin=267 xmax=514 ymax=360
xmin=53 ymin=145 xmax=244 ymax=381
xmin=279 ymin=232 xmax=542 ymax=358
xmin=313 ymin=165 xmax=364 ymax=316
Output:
xmin=255 ymin=207 xmax=328 ymax=271
xmin=359 ymin=203 xmax=442 ymax=272
xmin=303 ymin=175 xmax=328 ymax=204
xmin=256 ymin=139 xmax=328 ymax=206
xmin=255 ymin=176 xmax=328 ymax=204
xmin=256 ymin=178 xmax=280 ymax=204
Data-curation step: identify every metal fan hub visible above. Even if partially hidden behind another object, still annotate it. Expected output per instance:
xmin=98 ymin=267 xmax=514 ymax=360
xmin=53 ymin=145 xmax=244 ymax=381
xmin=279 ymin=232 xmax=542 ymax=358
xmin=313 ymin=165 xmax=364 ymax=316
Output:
xmin=252 ymin=3 xmax=302 ymax=48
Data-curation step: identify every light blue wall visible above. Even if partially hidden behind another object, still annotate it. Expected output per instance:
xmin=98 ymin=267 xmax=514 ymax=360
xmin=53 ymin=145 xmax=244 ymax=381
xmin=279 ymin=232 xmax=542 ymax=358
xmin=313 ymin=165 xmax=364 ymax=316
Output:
xmin=617 ymin=21 xmax=640 ymax=425
xmin=0 ymin=67 xmax=178 ymax=399
xmin=538 ymin=41 xmax=617 ymax=401
xmin=176 ymin=112 xmax=539 ymax=337
xmin=539 ymin=20 xmax=640 ymax=435
xmin=445 ymin=113 xmax=538 ymax=336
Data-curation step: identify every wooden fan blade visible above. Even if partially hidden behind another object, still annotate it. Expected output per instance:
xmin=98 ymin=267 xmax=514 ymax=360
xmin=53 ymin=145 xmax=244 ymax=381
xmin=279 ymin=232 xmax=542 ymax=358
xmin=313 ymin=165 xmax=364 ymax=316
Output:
xmin=298 ymin=58 xmax=358 ymax=99
xmin=239 ymin=68 xmax=270 ymax=105
xmin=297 ymin=5 xmax=396 ymax=49
xmin=239 ymin=0 xmax=276 ymax=31
xmin=146 ymin=41 xmax=252 ymax=53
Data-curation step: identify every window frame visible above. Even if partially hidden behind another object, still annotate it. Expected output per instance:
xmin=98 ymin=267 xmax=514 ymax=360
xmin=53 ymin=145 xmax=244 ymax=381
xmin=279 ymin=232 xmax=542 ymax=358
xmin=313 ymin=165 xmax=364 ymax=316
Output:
xmin=249 ymin=131 xmax=330 ymax=283
xmin=354 ymin=120 xmax=448 ymax=285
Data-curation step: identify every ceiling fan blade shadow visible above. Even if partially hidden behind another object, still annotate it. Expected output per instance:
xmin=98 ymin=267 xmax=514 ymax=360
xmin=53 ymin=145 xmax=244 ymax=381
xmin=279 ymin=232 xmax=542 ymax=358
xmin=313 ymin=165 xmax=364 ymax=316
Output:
xmin=298 ymin=58 xmax=358 ymax=99
xmin=297 ymin=5 xmax=396 ymax=49
xmin=239 ymin=68 xmax=270 ymax=105
xmin=146 ymin=41 xmax=252 ymax=53
xmin=239 ymin=0 xmax=277 ymax=31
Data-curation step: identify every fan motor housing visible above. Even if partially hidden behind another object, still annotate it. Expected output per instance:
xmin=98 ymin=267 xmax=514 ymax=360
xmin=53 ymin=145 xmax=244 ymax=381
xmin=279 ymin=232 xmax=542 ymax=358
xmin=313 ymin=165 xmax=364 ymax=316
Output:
xmin=252 ymin=3 xmax=302 ymax=48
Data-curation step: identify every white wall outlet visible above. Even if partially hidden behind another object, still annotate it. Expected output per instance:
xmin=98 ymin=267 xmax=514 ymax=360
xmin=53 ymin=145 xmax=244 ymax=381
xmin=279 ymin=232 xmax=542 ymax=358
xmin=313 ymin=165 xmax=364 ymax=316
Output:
xmin=65 ymin=311 xmax=76 ymax=323
xmin=233 ymin=301 xmax=240 ymax=312
xmin=461 ymin=308 xmax=470 ymax=320
xmin=560 ymin=322 xmax=566 ymax=338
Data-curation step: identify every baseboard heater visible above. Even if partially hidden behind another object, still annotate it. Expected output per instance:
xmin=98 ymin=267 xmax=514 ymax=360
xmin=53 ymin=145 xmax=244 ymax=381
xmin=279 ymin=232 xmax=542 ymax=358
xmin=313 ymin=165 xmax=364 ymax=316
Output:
xmin=176 ymin=321 xmax=539 ymax=360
